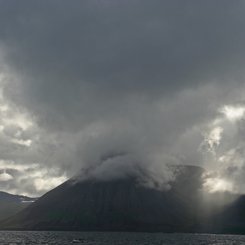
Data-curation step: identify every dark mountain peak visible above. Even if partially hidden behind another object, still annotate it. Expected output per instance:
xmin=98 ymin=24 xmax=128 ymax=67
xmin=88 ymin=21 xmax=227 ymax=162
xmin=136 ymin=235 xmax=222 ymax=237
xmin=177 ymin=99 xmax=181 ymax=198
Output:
xmin=3 ymin=165 xmax=245 ymax=234
xmin=0 ymin=165 xmax=207 ymax=231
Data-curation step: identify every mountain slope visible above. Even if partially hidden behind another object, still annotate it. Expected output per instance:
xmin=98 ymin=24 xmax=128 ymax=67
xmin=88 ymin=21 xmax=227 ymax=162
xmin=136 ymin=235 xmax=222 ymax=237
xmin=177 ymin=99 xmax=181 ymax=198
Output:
xmin=3 ymin=165 xmax=245 ymax=233
xmin=0 ymin=191 xmax=37 ymax=221
xmin=0 ymin=166 xmax=206 ymax=231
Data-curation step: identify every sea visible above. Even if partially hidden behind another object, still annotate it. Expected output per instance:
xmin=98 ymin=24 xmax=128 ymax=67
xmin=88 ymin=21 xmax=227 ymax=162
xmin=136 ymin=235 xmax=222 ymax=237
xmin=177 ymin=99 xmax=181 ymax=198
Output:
xmin=0 ymin=231 xmax=245 ymax=245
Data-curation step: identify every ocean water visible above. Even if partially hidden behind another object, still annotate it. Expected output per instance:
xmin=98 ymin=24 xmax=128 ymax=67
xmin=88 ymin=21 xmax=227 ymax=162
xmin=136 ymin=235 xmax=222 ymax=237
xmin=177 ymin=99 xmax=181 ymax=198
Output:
xmin=0 ymin=231 xmax=244 ymax=245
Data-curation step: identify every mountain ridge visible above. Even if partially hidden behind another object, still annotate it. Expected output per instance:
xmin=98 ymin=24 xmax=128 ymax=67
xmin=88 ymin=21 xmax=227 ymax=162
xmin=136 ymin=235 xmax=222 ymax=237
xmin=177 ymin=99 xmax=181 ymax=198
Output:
xmin=0 ymin=165 xmax=205 ymax=231
xmin=0 ymin=191 xmax=37 ymax=221
xmin=1 ymin=165 xmax=245 ymax=234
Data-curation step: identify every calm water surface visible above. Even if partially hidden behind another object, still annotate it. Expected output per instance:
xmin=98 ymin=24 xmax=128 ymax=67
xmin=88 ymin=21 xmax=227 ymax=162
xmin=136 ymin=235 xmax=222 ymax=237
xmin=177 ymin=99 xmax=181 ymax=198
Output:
xmin=0 ymin=231 xmax=245 ymax=245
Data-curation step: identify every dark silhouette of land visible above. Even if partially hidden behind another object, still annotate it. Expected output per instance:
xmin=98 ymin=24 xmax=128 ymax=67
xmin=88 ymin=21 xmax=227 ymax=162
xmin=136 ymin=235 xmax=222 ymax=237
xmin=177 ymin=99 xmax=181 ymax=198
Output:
xmin=0 ymin=191 xmax=37 ymax=221
xmin=1 ymin=166 xmax=245 ymax=234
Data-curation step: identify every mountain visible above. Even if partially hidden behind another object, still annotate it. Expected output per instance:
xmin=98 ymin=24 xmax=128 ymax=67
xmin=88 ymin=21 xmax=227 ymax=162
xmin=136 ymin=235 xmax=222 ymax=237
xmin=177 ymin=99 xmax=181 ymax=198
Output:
xmin=0 ymin=191 xmax=37 ymax=221
xmin=203 ymin=195 xmax=245 ymax=234
xmin=0 ymin=166 xmax=206 ymax=231
xmin=1 ymin=165 xmax=245 ymax=233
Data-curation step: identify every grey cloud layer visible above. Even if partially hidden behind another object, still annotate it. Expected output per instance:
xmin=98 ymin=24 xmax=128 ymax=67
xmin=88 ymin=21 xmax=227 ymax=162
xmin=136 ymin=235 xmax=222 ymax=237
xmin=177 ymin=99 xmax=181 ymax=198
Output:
xmin=0 ymin=1 xmax=245 ymax=195
xmin=1 ymin=0 xmax=245 ymax=127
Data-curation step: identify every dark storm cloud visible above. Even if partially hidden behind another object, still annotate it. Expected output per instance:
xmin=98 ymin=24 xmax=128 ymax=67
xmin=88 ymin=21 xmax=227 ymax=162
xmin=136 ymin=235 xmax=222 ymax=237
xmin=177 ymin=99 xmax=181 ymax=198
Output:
xmin=0 ymin=1 xmax=245 ymax=194
xmin=0 ymin=0 xmax=244 ymax=129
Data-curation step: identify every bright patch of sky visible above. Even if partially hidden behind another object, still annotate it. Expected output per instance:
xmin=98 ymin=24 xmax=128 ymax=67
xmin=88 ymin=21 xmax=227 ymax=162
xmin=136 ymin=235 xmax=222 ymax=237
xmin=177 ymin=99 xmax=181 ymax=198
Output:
xmin=0 ymin=170 xmax=13 ymax=181
xmin=220 ymin=105 xmax=245 ymax=122
xmin=201 ymin=104 xmax=245 ymax=193
xmin=0 ymin=74 xmax=67 ymax=196
xmin=204 ymin=176 xmax=234 ymax=193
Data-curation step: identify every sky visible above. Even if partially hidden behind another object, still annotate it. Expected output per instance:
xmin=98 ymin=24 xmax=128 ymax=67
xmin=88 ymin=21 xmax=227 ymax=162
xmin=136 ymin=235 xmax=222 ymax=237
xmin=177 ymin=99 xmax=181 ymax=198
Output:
xmin=0 ymin=0 xmax=245 ymax=196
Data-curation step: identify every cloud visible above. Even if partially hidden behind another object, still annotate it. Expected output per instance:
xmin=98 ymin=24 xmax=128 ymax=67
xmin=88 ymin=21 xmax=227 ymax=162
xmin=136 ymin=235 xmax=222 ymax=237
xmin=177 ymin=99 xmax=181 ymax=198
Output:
xmin=0 ymin=1 xmax=244 ymax=195
xmin=220 ymin=105 xmax=245 ymax=122
xmin=0 ymin=170 xmax=13 ymax=181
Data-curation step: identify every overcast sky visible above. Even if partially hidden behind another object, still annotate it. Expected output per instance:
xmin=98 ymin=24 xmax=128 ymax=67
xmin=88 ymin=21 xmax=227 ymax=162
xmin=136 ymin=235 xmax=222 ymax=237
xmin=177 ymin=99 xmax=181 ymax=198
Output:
xmin=0 ymin=0 xmax=245 ymax=196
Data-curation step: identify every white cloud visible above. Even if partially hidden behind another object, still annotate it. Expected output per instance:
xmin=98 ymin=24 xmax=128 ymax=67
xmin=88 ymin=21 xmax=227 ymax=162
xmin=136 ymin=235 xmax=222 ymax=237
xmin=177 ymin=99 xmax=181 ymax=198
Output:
xmin=220 ymin=105 xmax=245 ymax=122
xmin=0 ymin=170 xmax=13 ymax=181
xmin=203 ymin=176 xmax=234 ymax=193
xmin=34 ymin=176 xmax=67 ymax=192
xmin=203 ymin=126 xmax=223 ymax=154
xmin=11 ymin=138 xmax=32 ymax=147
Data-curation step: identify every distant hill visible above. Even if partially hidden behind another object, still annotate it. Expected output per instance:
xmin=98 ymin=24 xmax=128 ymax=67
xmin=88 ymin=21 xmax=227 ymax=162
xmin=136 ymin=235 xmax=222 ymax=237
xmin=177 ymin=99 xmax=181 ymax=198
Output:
xmin=0 ymin=191 xmax=37 ymax=221
xmin=1 ymin=165 xmax=245 ymax=233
